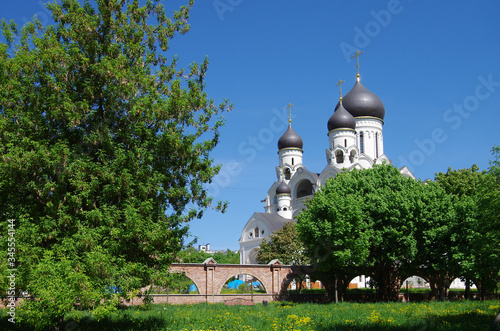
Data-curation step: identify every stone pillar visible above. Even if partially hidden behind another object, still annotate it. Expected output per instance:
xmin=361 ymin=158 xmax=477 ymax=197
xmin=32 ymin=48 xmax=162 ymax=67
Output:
xmin=269 ymin=259 xmax=283 ymax=294
xmin=203 ymin=258 xmax=217 ymax=303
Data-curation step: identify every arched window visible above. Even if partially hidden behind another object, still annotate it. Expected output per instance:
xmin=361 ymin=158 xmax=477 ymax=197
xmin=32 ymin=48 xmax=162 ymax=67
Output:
xmin=375 ymin=133 xmax=379 ymax=158
xmin=359 ymin=132 xmax=364 ymax=154
xmin=296 ymin=180 xmax=313 ymax=198
xmin=336 ymin=150 xmax=344 ymax=164
xmin=284 ymin=168 xmax=291 ymax=180
xmin=349 ymin=150 xmax=356 ymax=163
xmin=292 ymin=158 xmax=294 ymax=166
xmin=254 ymin=227 xmax=260 ymax=238
xmin=344 ymin=139 xmax=347 ymax=148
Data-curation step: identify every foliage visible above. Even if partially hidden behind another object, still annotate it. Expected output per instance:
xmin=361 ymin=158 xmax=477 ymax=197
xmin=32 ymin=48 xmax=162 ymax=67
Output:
xmin=435 ymin=162 xmax=500 ymax=298
xmin=0 ymin=0 xmax=229 ymax=328
xmin=2 ymin=300 xmax=500 ymax=330
xmin=175 ymin=247 xmax=239 ymax=264
xmin=212 ymin=249 xmax=240 ymax=264
xmin=175 ymin=246 xmax=212 ymax=263
xmin=297 ymin=164 xmax=455 ymax=301
xmin=257 ymin=222 xmax=308 ymax=265
xmin=490 ymin=145 xmax=500 ymax=181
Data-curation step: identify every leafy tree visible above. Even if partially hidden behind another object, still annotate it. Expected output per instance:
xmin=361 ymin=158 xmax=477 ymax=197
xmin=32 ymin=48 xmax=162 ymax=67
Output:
xmin=0 ymin=0 xmax=229 ymax=328
xmin=175 ymin=247 xmax=212 ymax=263
xmin=489 ymin=145 xmax=500 ymax=181
xmin=212 ymin=249 xmax=240 ymax=264
xmin=257 ymin=222 xmax=308 ymax=265
xmin=298 ymin=164 xmax=453 ymax=302
xmin=411 ymin=178 xmax=457 ymax=300
xmin=435 ymin=161 xmax=500 ymax=299
xmin=256 ymin=222 xmax=310 ymax=292
xmin=297 ymin=166 xmax=370 ymax=302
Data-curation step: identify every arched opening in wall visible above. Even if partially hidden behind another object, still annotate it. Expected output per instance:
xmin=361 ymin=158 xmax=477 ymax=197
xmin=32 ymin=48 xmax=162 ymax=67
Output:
xmin=449 ymin=277 xmax=477 ymax=299
xmin=296 ymin=180 xmax=313 ymax=198
xmin=254 ymin=227 xmax=260 ymax=238
xmin=335 ymin=150 xmax=344 ymax=164
xmin=157 ymin=273 xmax=199 ymax=294
xmin=450 ymin=277 xmax=477 ymax=290
xmin=284 ymin=274 xmax=324 ymax=294
xmin=247 ymin=247 xmax=259 ymax=264
xmin=401 ymin=276 xmax=429 ymax=290
xmin=348 ymin=275 xmax=374 ymax=291
xmin=349 ymin=150 xmax=356 ymax=163
xmin=284 ymin=168 xmax=291 ymax=180
xmin=221 ymin=274 xmax=267 ymax=294
xmin=400 ymin=275 xmax=431 ymax=300
xmin=375 ymin=132 xmax=379 ymax=158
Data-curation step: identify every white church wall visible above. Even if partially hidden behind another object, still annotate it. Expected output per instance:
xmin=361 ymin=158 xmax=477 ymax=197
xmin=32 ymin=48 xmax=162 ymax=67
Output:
xmin=356 ymin=118 xmax=383 ymax=160
xmin=317 ymin=165 xmax=340 ymax=187
xmin=278 ymin=148 xmax=303 ymax=180
xmin=329 ymin=129 xmax=356 ymax=151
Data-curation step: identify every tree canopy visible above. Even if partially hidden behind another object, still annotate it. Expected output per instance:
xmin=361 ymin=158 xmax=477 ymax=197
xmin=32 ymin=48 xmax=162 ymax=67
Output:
xmin=0 ymin=0 xmax=229 ymax=327
xmin=256 ymin=222 xmax=309 ymax=265
xmin=297 ymin=158 xmax=500 ymax=302
xmin=434 ymin=160 xmax=500 ymax=299
xmin=297 ymin=164 xmax=455 ymax=301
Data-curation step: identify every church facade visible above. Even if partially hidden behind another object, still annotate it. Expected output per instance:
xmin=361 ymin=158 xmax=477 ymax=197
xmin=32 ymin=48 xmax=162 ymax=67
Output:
xmin=239 ymin=68 xmax=415 ymax=265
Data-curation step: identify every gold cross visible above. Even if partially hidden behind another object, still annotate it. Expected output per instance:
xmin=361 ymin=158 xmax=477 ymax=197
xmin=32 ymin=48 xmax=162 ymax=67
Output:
xmin=286 ymin=103 xmax=294 ymax=124
xmin=351 ymin=50 xmax=364 ymax=78
xmin=336 ymin=79 xmax=345 ymax=100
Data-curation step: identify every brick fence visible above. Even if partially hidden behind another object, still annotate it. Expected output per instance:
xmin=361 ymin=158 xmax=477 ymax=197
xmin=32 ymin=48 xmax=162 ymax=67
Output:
xmin=147 ymin=258 xmax=316 ymax=305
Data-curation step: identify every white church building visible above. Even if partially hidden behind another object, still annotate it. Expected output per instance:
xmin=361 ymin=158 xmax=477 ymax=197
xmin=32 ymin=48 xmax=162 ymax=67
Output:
xmin=238 ymin=64 xmax=415 ymax=267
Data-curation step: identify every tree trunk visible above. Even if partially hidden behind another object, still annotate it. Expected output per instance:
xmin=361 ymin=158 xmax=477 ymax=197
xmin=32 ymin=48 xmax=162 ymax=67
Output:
xmin=334 ymin=273 xmax=338 ymax=303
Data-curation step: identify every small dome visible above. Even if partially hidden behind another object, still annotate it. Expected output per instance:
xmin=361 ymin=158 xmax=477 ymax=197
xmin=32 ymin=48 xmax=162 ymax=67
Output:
xmin=328 ymin=101 xmax=356 ymax=132
xmin=336 ymin=80 xmax=385 ymax=120
xmin=277 ymin=124 xmax=303 ymax=150
xmin=276 ymin=182 xmax=291 ymax=195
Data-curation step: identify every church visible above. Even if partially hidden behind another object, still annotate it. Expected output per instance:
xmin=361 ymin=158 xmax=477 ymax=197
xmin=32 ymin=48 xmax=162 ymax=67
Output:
xmin=239 ymin=54 xmax=415 ymax=265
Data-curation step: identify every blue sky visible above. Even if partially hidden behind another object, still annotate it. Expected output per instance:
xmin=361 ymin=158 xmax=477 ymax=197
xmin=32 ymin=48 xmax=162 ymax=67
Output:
xmin=2 ymin=1 xmax=500 ymax=251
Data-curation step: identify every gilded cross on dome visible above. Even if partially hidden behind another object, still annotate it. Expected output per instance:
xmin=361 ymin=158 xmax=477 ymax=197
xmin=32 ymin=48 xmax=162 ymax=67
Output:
xmin=336 ymin=79 xmax=345 ymax=101
xmin=286 ymin=103 xmax=294 ymax=124
xmin=351 ymin=50 xmax=364 ymax=80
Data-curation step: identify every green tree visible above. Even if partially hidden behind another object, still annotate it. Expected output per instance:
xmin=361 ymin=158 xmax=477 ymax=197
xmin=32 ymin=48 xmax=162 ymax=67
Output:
xmin=489 ymin=145 xmax=500 ymax=181
xmin=435 ymin=162 xmax=500 ymax=299
xmin=256 ymin=222 xmax=308 ymax=265
xmin=212 ymin=249 xmax=240 ymax=264
xmin=0 ymin=0 xmax=229 ymax=328
xmin=176 ymin=247 xmax=212 ymax=263
xmin=257 ymin=222 xmax=309 ymax=293
xmin=298 ymin=164 xmax=453 ymax=302
xmin=411 ymin=178 xmax=457 ymax=300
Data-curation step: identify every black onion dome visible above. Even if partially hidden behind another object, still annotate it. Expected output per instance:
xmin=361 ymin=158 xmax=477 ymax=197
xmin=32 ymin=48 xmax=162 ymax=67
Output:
xmin=276 ymin=181 xmax=291 ymax=195
xmin=335 ymin=80 xmax=385 ymax=120
xmin=328 ymin=101 xmax=356 ymax=132
xmin=277 ymin=124 xmax=303 ymax=150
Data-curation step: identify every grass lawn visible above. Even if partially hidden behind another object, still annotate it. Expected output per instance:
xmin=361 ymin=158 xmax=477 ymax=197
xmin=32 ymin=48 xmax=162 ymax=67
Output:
xmin=2 ymin=300 xmax=499 ymax=330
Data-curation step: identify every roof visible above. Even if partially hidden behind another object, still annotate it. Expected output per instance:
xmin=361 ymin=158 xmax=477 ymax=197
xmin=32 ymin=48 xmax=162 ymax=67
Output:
xmin=277 ymin=124 xmax=303 ymax=150
xmin=335 ymin=80 xmax=385 ymax=120
xmin=328 ymin=101 xmax=356 ymax=131
xmin=252 ymin=212 xmax=292 ymax=234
